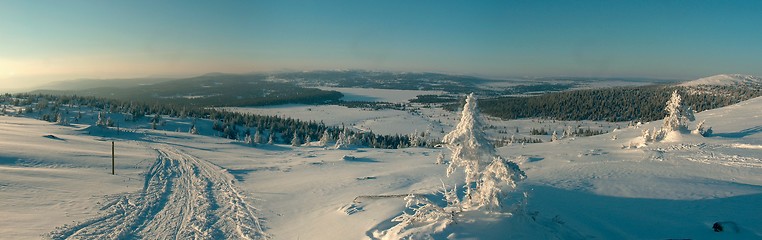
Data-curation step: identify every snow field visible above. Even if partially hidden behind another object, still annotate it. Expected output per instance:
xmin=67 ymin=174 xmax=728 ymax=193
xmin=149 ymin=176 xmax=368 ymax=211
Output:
xmin=1 ymin=94 xmax=762 ymax=239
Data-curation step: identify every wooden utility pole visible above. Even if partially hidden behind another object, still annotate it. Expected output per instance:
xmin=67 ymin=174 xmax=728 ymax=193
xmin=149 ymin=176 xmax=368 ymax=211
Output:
xmin=112 ymin=141 xmax=115 ymax=175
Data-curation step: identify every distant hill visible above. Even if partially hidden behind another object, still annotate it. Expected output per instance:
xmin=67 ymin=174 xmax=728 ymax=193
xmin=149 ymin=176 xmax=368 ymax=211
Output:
xmin=32 ymin=73 xmax=343 ymax=107
xmin=27 ymin=70 xmax=698 ymax=107
xmin=679 ymin=74 xmax=762 ymax=87
xmin=472 ymin=74 xmax=762 ymax=122
xmin=36 ymin=77 xmax=175 ymax=91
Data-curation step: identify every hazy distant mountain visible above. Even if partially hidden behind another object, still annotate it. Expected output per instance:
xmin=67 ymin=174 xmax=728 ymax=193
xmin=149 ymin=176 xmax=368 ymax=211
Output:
xmin=36 ymin=77 xmax=176 ymax=91
xmin=27 ymin=70 xmax=701 ymax=107
xmin=32 ymin=73 xmax=343 ymax=107
xmin=679 ymin=74 xmax=762 ymax=87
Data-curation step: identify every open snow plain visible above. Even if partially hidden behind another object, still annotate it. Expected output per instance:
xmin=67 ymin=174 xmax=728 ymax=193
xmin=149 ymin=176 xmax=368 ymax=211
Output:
xmin=1 ymin=94 xmax=762 ymax=239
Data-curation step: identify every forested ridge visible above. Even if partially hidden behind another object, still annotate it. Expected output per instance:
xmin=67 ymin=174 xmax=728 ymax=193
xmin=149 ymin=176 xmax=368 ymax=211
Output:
xmin=32 ymin=74 xmax=344 ymax=107
xmin=458 ymin=85 xmax=762 ymax=122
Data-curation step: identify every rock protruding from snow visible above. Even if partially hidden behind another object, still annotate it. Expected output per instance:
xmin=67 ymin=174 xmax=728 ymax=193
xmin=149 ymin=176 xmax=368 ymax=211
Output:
xmin=679 ymin=74 xmax=762 ymax=87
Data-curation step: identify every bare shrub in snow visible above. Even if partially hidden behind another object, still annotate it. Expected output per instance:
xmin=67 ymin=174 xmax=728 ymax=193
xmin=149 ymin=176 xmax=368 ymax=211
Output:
xmin=373 ymin=191 xmax=456 ymax=239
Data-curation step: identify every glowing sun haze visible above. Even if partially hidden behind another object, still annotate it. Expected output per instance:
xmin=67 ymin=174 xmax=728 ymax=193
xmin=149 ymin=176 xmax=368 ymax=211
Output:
xmin=1 ymin=0 xmax=761 ymax=91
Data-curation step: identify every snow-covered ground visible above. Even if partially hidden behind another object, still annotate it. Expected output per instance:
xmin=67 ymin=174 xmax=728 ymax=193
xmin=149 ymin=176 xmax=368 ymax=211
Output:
xmin=2 ymin=95 xmax=762 ymax=239
xmin=224 ymin=105 xmax=443 ymax=137
xmin=227 ymin=103 xmax=618 ymax=142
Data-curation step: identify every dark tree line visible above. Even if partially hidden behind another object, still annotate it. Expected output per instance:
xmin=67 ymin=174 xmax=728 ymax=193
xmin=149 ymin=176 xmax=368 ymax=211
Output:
xmin=1 ymin=93 xmax=440 ymax=149
xmin=461 ymin=85 xmax=762 ymax=122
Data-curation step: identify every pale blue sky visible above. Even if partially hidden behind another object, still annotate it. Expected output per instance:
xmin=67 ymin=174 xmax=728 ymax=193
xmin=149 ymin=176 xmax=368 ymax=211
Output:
xmin=1 ymin=0 xmax=761 ymax=89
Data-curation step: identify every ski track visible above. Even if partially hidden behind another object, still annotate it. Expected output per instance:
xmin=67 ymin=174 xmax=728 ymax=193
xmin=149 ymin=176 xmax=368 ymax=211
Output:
xmin=49 ymin=145 xmax=267 ymax=240
xmin=647 ymin=143 xmax=762 ymax=169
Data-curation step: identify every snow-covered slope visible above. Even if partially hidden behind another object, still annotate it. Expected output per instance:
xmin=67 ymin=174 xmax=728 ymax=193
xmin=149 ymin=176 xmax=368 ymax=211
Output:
xmin=2 ymin=96 xmax=762 ymax=239
xmin=680 ymin=74 xmax=762 ymax=87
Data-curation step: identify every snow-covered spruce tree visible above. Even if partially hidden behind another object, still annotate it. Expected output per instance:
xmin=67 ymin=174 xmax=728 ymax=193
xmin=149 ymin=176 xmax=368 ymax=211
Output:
xmin=551 ymin=131 xmax=558 ymax=142
xmin=435 ymin=152 xmax=446 ymax=165
xmin=477 ymin=156 xmax=525 ymax=211
xmin=253 ymin=130 xmax=262 ymax=144
xmin=267 ymin=133 xmax=275 ymax=145
xmin=319 ymin=129 xmax=330 ymax=147
xmin=662 ymin=90 xmax=696 ymax=133
xmin=291 ymin=133 xmax=301 ymax=147
xmin=189 ymin=118 xmax=199 ymax=134
xmin=692 ymin=119 xmax=712 ymax=136
xmin=642 ymin=128 xmax=653 ymax=142
xmin=106 ymin=117 xmax=114 ymax=127
xmin=56 ymin=113 xmax=68 ymax=125
xmin=304 ymin=135 xmax=312 ymax=146
xmin=245 ymin=134 xmax=254 ymax=146
xmin=648 ymin=90 xmax=699 ymax=142
xmin=95 ymin=112 xmax=106 ymax=127
xmin=410 ymin=130 xmax=421 ymax=147
xmin=334 ymin=128 xmax=349 ymax=149
xmin=662 ymin=90 xmax=683 ymax=133
xmin=443 ymin=93 xmax=525 ymax=210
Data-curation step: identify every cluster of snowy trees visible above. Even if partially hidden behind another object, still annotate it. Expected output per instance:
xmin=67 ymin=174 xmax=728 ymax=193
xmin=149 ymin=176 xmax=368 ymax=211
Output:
xmin=642 ymin=90 xmax=712 ymax=142
xmin=1 ymin=93 xmax=440 ymax=149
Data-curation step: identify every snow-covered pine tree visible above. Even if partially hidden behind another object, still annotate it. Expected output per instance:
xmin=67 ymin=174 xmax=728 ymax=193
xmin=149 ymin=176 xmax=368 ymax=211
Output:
xmin=642 ymin=128 xmax=652 ymax=142
xmin=319 ymin=129 xmax=330 ymax=147
xmin=443 ymin=93 xmax=525 ymax=210
xmin=267 ymin=133 xmax=275 ymax=145
xmin=410 ymin=130 xmax=421 ymax=147
xmin=662 ymin=90 xmax=682 ymax=132
xmin=304 ymin=134 xmax=312 ymax=146
xmin=435 ymin=152 xmax=446 ymax=164
xmin=334 ymin=128 xmax=349 ymax=149
xmin=96 ymin=112 xmax=106 ymax=127
xmin=291 ymin=133 xmax=301 ymax=147
xmin=551 ymin=131 xmax=558 ymax=142
xmin=56 ymin=113 xmax=68 ymax=125
xmin=245 ymin=134 xmax=254 ymax=145
xmin=692 ymin=119 xmax=712 ymax=136
xmin=253 ymin=130 xmax=262 ymax=144
xmin=476 ymin=156 xmax=524 ymax=211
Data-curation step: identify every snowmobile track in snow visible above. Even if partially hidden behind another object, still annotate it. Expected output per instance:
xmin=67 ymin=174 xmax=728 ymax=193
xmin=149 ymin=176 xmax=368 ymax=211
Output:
xmin=49 ymin=145 xmax=267 ymax=240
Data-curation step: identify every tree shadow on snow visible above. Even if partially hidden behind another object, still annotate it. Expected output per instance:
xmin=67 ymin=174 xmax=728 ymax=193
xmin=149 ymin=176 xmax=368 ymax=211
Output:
xmin=42 ymin=134 xmax=66 ymax=141
xmin=343 ymin=157 xmax=379 ymax=163
xmin=711 ymin=125 xmax=762 ymax=138
xmin=523 ymin=184 xmax=762 ymax=239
